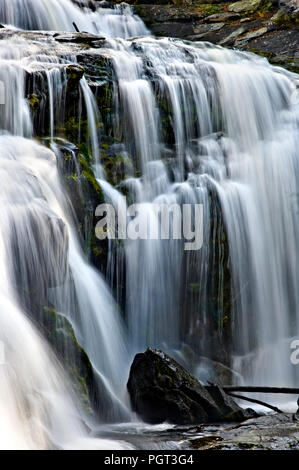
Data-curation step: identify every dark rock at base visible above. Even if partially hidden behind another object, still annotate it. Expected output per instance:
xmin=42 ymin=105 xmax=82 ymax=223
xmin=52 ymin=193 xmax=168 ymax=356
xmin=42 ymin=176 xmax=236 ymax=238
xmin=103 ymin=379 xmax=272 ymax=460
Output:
xmin=127 ymin=348 xmax=254 ymax=425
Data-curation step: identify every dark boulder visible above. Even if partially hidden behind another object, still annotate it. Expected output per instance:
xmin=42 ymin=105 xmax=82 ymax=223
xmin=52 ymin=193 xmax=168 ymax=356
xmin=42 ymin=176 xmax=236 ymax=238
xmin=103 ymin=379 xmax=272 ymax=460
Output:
xmin=127 ymin=348 xmax=255 ymax=425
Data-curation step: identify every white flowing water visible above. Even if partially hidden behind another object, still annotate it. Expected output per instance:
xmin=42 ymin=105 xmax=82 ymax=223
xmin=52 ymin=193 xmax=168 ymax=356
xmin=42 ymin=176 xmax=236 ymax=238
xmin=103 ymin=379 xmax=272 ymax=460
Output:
xmin=0 ymin=4 xmax=136 ymax=448
xmin=97 ymin=37 xmax=299 ymax=392
xmin=0 ymin=0 xmax=298 ymax=449
xmin=0 ymin=0 xmax=149 ymax=38
xmin=0 ymin=134 xmax=133 ymax=449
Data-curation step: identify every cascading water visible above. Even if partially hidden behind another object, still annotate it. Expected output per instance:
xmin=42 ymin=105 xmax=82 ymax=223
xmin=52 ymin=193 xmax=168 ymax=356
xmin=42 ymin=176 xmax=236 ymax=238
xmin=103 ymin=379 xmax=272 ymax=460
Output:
xmin=0 ymin=3 xmax=136 ymax=448
xmin=98 ymin=36 xmax=299 ymax=391
xmin=0 ymin=0 xmax=149 ymax=38
xmin=0 ymin=136 xmax=132 ymax=449
xmin=0 ymin=0 xmax=298 ymax=450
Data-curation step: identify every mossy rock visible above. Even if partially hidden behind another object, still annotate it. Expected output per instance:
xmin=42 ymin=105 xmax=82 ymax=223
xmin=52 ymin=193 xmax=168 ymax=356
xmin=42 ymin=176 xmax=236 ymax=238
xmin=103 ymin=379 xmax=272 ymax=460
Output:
xmin=42 ymin=306 xmax=94 ymax=415
xmin=27 ymin=93 xmax=40 ymax=111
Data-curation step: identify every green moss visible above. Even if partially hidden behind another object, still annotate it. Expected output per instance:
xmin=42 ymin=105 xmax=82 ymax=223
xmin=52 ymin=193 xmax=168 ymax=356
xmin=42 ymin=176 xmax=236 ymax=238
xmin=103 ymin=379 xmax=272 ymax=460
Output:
xmin=27 ymin=93 xmax=40 ymax=111
xmin=196 ymin=4 xmax=222 ymax=16
xmin=79 ymin=157 xmax=103 ymax=199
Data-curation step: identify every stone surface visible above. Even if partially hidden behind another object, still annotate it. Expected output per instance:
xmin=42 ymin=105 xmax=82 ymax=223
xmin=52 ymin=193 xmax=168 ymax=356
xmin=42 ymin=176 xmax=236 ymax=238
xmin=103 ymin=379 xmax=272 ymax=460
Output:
xmin=228 ymin=0 xmax=263 ymax=13
xmin=235 ymin=25 xmax=269 ymax=42
xmin=127 ymin=348 xmax=254 ymax=425
xmin=188 ymin=413 xmax=299 ymax=449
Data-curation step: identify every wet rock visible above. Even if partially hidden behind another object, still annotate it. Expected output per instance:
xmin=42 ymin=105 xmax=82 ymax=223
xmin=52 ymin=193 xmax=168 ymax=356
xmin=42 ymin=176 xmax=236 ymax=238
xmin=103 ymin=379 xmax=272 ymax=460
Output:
xmin=40 ymin=306 xmax=128 ymax=422
xmin=41 ymin=307 xmax=95 ymax=415
xmin=127 ymin=348 xmax=252 ymax=425
xmin=214 ymin=413 xmax=299 ymax=450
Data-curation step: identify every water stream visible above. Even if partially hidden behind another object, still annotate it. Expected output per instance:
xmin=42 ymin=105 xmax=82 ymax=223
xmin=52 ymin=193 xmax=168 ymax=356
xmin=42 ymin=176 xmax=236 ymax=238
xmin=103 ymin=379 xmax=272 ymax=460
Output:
xmin=0 ymin=0 xmax=298 ymax=449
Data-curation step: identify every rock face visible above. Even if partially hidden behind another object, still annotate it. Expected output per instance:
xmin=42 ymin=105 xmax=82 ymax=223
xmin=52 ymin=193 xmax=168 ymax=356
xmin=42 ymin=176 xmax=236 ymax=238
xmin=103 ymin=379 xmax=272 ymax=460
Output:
xmin=127 ymin=349 xmax=253 ymax=425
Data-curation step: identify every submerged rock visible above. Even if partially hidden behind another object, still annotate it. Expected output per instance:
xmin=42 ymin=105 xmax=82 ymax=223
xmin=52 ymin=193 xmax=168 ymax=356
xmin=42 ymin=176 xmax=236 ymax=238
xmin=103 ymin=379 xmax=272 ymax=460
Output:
xmin=127 ymin=348 xmax=254 ymax=425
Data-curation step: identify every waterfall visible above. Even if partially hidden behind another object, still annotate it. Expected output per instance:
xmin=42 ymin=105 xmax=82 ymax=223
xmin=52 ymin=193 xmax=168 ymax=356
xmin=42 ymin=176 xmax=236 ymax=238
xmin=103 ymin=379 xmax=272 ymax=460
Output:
xmin=0 ymin=135 xmax=133 ymax=449
xmin=0 ymin=0 xmax=149 ymax=38
xmin=0 ymin=6 xmax=134 ymax=447
xmin=0 ymin=0 xmax=298 ymax=449
xmin=97 ymin=36 xmax=299 ymax=389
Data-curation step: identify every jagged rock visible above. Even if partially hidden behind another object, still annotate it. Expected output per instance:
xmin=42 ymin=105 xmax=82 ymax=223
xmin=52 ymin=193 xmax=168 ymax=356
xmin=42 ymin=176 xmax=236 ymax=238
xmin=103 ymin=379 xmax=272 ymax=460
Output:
xmin=127 ymin=349 xmax=254 ymax=425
